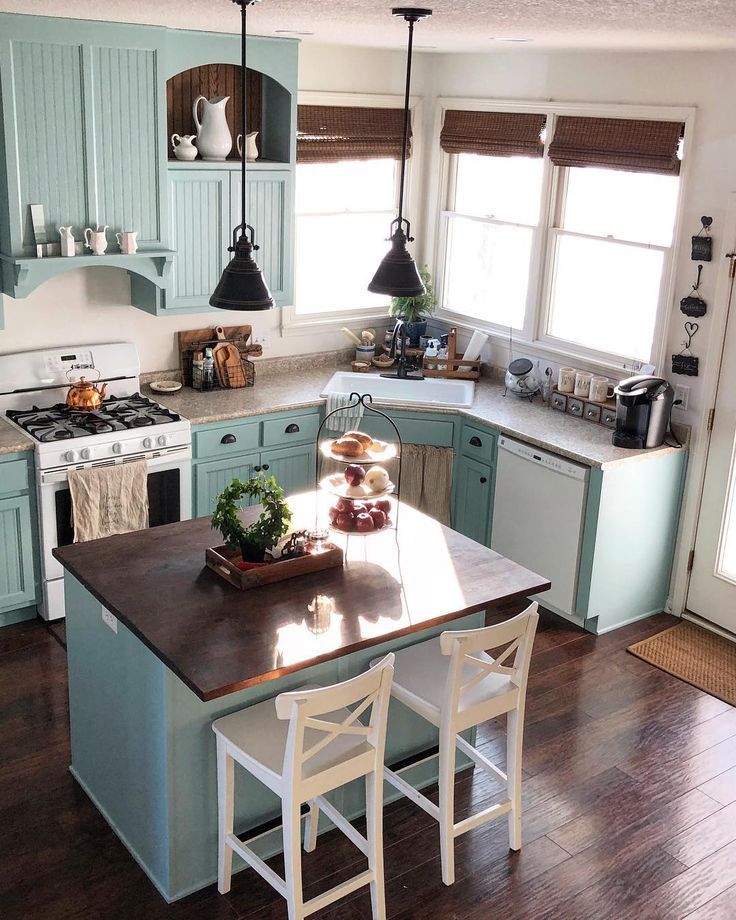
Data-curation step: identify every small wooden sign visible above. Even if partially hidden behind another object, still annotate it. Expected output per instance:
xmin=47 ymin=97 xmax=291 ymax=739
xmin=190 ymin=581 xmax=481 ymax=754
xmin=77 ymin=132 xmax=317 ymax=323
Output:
xmin=206 ymin=542 xmax=344 ymax=590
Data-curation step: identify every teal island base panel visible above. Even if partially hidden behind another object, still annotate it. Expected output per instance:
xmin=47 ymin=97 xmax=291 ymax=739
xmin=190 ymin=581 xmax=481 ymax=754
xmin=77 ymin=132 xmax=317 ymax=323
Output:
xmin=64 ymin=574 xmax=483 ymax=903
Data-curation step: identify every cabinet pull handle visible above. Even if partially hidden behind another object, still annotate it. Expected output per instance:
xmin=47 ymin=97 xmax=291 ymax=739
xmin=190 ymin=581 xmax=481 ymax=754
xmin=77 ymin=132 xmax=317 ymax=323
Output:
xmin=469 ymin=436 xmax=482 ymax=447
xmin=285 ymin=423 xmax=300 ymax=434
xmin=221 ymin=433 xmax=237 ymax=444
xmin=480 ymin=476 xmax=488 ymax=484
xmin=262 ymin=463 xmax=270 ymax=471
xmin=254 ymin=465 xmax=262 ymax=472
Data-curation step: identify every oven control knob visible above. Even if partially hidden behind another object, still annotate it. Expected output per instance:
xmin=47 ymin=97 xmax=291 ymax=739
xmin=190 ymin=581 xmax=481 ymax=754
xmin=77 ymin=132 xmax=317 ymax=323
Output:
xmin=65 ymin=450 xmax=78 ymax=463
xmin=111 ymin=442 xmax=123 ymax=455
xmin=80 ymin=448 xmax=92 ymax=461
xmin=157 ymin=434 xmax=169 ymax=447
xmin=142 ymin=437 xmax=154 ymax=450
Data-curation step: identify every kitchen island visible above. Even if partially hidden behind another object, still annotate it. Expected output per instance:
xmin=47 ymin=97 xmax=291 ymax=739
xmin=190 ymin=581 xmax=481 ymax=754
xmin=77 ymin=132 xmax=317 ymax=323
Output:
xmin=54 ymin=495 xmax=549 ymax=902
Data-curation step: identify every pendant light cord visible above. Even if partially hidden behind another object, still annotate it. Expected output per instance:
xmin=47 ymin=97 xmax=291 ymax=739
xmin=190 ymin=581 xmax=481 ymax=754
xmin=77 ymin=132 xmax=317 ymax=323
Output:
xmin=397 ymin=16 xmax=414 ymax=229
xmin=240 ymin=0 xmax=247 ymax=229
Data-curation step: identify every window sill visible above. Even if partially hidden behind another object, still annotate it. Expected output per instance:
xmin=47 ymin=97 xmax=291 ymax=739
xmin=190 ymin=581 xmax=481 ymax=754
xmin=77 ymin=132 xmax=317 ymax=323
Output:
xmin=280 ymin=307 xmax=391 ymax=339
xmin=435 ymin=309 xmax=646 ymax=379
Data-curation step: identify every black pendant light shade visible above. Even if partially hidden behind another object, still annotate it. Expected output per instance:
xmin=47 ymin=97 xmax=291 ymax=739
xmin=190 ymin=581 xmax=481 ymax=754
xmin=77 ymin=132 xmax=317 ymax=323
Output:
xmin=210 ymin=226 xmax=274 ymax=310
xmin=368 ymin=7 xmax=431 ymax=299
xmin=211 ymin=0 xmax=274 ymax=311
xmin=367 ymin=221 xmax=425 ymax=297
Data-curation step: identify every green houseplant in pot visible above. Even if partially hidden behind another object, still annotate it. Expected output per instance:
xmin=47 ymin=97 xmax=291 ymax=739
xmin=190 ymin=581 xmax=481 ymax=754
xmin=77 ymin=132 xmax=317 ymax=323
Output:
xmin=211 ymin=475 xmax=292 ymax=563
xmin=388 ymin=265 xmax=437 ymax=346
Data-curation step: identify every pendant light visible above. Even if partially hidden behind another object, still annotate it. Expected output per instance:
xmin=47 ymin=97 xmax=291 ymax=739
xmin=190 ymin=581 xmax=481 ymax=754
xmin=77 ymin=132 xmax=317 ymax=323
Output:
xmin=210 ymin=0 xmax=275 ymax=310
xmin=368 ymin=7 xmax=432 ymax=298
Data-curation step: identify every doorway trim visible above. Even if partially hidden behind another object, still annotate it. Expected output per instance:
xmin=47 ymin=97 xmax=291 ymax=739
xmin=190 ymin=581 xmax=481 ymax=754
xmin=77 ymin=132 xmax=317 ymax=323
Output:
xmin=670 ymin=190 xmax=736 ymax=620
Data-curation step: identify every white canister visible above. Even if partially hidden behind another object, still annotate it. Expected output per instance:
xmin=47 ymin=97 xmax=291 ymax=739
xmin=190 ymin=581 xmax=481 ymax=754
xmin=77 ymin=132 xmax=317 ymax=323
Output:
xmin=574 ymin=371 xmax=593 ymax=399
xmin=590 ymin=376 xmax=615 ymax=403
xmin=558 ymin=367 xmax=576 ymax=394
xmin=355 ymin=344 xmax=375 ymax=363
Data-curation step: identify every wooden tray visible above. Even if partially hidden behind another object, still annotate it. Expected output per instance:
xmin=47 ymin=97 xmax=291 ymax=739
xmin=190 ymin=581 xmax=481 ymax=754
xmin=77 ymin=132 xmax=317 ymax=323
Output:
xmin=206 ymin=542 xmax=344 ymax=590
xmin=422 ymin=327 xmax=481 ymax=380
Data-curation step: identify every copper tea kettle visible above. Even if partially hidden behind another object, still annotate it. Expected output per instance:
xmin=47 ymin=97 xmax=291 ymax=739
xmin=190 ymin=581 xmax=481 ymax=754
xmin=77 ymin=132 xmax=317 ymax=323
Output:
xmin=65 ymin=369 xmax=107 ymax=411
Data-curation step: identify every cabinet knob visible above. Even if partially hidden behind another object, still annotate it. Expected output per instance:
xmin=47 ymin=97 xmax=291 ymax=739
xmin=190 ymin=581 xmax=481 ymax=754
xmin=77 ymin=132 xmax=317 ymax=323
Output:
xmin=262 ymin=463 xmax=270 ymax=471
xmin=221 ymin=433 xmax=237 ymax=444
xmin=469 ymin=436 xmax=483 ymax=447
xmin=285 ymin=423 xmax=300 ymax=434
xmin=254 ymin=465 xmax=262 ymax=472
xmin=480 ymin=476 xmax=488 ymax=484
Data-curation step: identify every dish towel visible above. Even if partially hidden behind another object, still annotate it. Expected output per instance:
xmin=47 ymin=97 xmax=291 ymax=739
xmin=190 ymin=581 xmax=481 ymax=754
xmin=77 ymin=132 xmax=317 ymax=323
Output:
xmin=399 ymin=445 xmax=454 ymax=525
xmin=68 ymin=460 xmax=149 ymax=542
xmin=325 ymin=392 xmax=364 ymax=434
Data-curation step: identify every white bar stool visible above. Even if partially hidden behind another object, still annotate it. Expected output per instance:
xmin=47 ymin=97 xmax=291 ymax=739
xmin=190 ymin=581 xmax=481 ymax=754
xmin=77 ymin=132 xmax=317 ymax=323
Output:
xmin=212 ymin=653 xmax=395 ymax=920
xmin=372 ymin=603 xmax=539 ymax=886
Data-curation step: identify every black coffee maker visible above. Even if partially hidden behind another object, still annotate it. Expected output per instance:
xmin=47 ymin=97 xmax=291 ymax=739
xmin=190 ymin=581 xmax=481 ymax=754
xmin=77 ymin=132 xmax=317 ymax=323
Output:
xmin=612 ymin=375 xmax=675 ymax=449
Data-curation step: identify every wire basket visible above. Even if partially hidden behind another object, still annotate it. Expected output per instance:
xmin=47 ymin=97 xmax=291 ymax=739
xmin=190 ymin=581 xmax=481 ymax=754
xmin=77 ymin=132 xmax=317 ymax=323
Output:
xmin=183 ymin=336 xmax=256 ymax=391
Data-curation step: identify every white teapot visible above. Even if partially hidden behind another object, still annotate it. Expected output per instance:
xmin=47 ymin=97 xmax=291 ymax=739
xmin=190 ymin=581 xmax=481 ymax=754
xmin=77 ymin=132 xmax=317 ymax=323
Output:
xmin=171 ymin=133 xmax=198 ymax=161
xmin=236 ymin=131 xmax=259 ymax=162
xmin=84 ymin=225 xmax=109 ymax=256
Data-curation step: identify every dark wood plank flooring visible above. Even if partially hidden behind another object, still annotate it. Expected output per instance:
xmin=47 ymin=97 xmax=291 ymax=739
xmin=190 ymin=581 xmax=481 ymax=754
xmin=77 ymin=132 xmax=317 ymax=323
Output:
xmin=2 ymin=609 xmax=736 ymax=919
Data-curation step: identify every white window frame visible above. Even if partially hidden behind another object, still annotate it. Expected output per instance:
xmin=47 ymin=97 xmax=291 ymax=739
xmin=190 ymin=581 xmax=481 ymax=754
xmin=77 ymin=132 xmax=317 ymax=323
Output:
xmin=429 ymin=98 xmax=695 ymax=376
xmin=282 ymin=91 xmax=424 ymax=337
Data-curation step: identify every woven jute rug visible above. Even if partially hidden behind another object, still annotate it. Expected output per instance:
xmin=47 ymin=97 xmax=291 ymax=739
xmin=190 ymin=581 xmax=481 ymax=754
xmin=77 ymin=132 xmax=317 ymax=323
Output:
xmin=628 ymin=620 xmax=736 ymax=706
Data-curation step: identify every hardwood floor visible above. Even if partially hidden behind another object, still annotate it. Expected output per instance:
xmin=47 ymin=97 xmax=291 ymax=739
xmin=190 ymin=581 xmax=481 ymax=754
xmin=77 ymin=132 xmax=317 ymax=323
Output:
xmin=2 ymin=609 xmax=736 ymax=919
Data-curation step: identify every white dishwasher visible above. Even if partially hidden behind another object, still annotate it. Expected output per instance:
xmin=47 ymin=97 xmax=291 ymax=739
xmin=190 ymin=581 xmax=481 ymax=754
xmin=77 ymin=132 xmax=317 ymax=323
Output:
xmin=491 ymin=436 xmax=589 ymax=621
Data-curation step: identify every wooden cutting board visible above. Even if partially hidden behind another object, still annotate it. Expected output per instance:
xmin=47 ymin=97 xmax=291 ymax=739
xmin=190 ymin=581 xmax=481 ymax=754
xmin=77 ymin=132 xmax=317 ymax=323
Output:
xmin=177 ymin=324 xmax=252 ymax=383
xmin=214 ymin=342 xmax=247 ymax=388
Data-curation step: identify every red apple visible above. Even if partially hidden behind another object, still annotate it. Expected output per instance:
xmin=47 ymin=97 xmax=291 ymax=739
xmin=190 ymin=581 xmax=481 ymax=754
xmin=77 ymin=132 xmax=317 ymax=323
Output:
xmin=328 ymin=506 xmax=339 ymax=523
xmin=344 ymin=464 xmax=366 ymax=487
xmin=336 ymin=497 xmax=353 ymax=513
xmin=369 ymin=508 xmax=386 ymax=529
xmin=355 ymin=512 xmax=375 ymax=532
xmin=375 ymin=499 xmax=392 ymax=514
xmin=336 ymin=511 xmax=354 ymax=531
xmin=351 ymin=501 xmax=366 ymax=514
xmin=363 ymin=501 xmax=376 ymax=511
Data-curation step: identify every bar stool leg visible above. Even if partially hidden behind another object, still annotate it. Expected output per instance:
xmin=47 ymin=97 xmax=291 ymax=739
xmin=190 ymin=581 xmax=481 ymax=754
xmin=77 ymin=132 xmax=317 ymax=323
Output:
xmin=304 ymin=801 xmax=319 ymax=854
xmin=365 ymin=772 xmax=387 ymax=920
xmin=438 ymin=728 xmax=457 ymax=886
xmin=216 ymin=738 xmax=234 ymax=894
xmin=283 ymin=799 xmax=305 ymax=920
xmin=507 ymin=707 xmax=523 ymax=851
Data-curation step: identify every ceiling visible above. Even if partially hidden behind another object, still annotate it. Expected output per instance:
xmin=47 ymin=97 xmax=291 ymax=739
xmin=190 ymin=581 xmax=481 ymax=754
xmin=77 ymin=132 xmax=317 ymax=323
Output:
xmin=3 ymin=0 xmax=736 ymax=51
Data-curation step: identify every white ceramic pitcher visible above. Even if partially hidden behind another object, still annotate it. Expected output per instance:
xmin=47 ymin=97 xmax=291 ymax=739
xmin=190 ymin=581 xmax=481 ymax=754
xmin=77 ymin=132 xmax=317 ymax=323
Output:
xmin=193 ymin=95 xmax=232 ymax=161
xmin=116 ymin=231 xmax=138 ymax=254
xmin=84 ymin=225 xmax=109 ymax=256
xmin=236 ymin=131 xmax=259 ymax=162
xmin=58 ymin=226 xmax=75 ymax=257
xmin=171 ymin=133 xmax=198 ymax=161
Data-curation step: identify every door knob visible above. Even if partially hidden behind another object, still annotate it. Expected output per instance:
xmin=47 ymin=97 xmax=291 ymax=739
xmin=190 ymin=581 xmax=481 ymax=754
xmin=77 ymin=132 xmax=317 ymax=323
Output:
xmin=480 ymin=476 xmax=487 ymax=484
xmin=254 ymin=465 xmax=262 ymax=472
xmin=262 ymin=463 xmax=270 ymax=471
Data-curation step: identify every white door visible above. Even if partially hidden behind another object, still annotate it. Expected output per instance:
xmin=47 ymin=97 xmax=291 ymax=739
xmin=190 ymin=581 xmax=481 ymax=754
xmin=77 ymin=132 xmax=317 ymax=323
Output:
xmin=687 ymin=253 xmax=736 ymax=633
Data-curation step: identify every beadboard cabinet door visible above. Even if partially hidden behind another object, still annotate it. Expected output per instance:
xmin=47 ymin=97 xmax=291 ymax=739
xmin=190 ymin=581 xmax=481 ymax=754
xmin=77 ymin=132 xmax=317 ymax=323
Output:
xmin=0 ymin=494 xmax=36 ymax=613
xmin=260 ymin=444 xmax=316 ymax=498
xmin=166 ymin=169 xmax=231 ymax=312
xmin=194 ymin=453 xmax=260 ymax=518
xmin=452 ymin=455 xmax=493 ymax=546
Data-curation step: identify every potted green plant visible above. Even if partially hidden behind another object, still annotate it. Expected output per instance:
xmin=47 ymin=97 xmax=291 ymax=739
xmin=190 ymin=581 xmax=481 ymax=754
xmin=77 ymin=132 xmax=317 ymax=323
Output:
xmin=211 ymin=475 xmax=292 ymax=563
xmin=388 ymin=265 xmax=437 ymax=346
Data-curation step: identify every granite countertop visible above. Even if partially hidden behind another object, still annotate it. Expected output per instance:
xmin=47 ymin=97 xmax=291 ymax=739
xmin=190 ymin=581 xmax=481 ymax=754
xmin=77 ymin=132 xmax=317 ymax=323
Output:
xmin=0 ymin=417 xmax=33 ymax=456
xmin=148 ymin=365 xmax=684 ymax=470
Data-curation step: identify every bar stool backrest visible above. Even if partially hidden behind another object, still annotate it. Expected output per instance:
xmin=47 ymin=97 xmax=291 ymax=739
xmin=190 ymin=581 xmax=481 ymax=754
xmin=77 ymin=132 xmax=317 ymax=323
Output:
xmin=275 ymin=654 xmax=395 ymax=796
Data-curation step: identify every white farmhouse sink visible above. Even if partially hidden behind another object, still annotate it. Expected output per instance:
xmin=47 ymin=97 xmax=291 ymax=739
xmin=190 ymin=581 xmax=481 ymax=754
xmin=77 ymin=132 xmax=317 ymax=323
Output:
xmin=321 ymin=372 xmax=475 ymax=408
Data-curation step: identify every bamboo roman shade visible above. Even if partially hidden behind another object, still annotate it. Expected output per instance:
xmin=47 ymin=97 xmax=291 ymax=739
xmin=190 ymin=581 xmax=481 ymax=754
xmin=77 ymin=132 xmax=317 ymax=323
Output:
xmin=297 ymin=105 xmax=410 ymax=163
xmin=440 ymin=110 xmax=546 ymax=158
xmin=548 ymin=116 xmax=683 ymax=175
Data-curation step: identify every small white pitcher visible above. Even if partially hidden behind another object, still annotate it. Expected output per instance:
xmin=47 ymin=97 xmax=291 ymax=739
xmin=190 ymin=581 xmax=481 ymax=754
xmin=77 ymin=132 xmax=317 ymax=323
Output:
xmin=84 ymin=225 xmax=109 ymax=256
xmin=236 ymin=131 xmax=259 ymax=162
xmin=116 ymin=231 xmax=138 ymax=254
xmin=171 ymin=133 xmax=198 ymax=161
xmin=58 ymin=226 xmax=75 ymax=257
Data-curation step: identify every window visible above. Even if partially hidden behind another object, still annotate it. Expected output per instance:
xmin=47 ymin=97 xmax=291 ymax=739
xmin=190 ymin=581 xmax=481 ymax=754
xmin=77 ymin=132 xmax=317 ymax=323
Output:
xmin=295 ymin=158 xmax=398 ymax=315
xmin=438 ymin=106 xmax=686 ymax=368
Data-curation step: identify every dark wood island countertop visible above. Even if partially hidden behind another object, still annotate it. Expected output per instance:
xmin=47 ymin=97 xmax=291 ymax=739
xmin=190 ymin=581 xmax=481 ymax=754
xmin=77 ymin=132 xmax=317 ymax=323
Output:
xmin=54 ymin=495 xmax=550 ymax=701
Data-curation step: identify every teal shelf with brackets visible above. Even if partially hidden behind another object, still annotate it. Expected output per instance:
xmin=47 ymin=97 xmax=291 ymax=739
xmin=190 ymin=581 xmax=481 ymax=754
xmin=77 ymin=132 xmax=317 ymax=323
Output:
xmin=0 ymin=250 xmax=176 ymax=300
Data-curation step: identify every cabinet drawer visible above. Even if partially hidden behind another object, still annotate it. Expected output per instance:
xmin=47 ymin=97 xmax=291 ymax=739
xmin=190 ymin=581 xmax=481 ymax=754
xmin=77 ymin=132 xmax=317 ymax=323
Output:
xmin=193 ymin=421 xmax=260 ymax=459
xmin=0 ymin=458 xmax=30 ymax=494
xmin=262 ymin=413 xmax=320 ymax=448
xmin=360 ymin=415 xmax=455 ymax=448
xmin=460 ymin=425 xmax=496 ymax=464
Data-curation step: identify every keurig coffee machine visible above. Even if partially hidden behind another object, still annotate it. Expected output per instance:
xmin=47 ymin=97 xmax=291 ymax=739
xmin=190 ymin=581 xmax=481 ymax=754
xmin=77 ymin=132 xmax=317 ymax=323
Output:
xmin=612 ymin=375 xmax=675 ymax=449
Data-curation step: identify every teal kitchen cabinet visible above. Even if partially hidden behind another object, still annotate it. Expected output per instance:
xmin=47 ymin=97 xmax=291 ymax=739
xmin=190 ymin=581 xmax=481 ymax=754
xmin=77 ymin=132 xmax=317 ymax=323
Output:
xmin=192 ymin=409 xmax=319 ymax=517
xmin=0 ymin=14 xmax=174 ymax=298
xmin=0 ymin=453 xmax=39 ymax=627
xmin=452 ymin=455 xmax=493 ymax=545
xmin=136 ymin=167 xmax=293 ymax=315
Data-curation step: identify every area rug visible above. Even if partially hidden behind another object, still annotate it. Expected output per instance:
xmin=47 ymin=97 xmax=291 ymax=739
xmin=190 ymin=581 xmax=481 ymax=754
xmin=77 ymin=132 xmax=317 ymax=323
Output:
xmin=628 ymin=620 xmax=736 ymax=707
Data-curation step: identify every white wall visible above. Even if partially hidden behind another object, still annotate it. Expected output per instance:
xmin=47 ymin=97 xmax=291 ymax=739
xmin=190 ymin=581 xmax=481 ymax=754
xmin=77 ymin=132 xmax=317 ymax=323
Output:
xmin=0 ymin=42 xmax=416 ymax=372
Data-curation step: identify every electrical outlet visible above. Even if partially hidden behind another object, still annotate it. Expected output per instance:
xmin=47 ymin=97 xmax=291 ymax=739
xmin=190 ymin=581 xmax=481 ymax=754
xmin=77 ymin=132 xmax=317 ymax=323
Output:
xmin=674 ymin=384 xmax=690 ymax=411
xmin=101 ymin=608 xmax=118 ymax=633
xmin=252 ymin=333 xmax=269 ymax=349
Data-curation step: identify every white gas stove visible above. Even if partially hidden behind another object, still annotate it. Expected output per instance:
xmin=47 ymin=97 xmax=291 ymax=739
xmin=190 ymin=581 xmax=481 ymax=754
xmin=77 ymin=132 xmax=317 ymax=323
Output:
xmin=0 ymin=343 xmax=192 ymax=620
